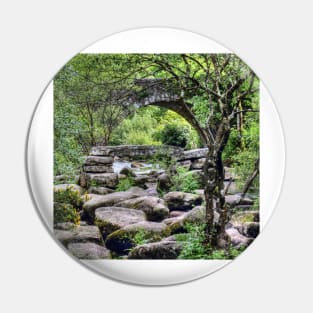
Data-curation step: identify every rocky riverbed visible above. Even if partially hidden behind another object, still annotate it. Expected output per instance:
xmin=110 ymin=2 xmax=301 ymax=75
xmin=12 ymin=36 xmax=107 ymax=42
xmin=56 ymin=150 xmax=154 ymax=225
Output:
xmin=54 ymin=148 xmax=259 ymax=260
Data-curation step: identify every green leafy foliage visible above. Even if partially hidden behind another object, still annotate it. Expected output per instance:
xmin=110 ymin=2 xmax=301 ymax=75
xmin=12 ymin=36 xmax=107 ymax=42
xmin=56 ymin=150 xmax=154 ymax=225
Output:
xmin=175 ymin=223 xmax=245 ymax=259
xmin=53 ymin=186 xmax=84 ymax=225
xmin=156 ymin=123 xmax=189 ymax=148
xmin=131 ymin=229 xmax=150 ymax=246
xmin=110 ymin=107 xmax=160 ymax=145
xmin=54 ymin=203 xmax=80 ymax=225
xmin=171 ymin=166 xmax=201 ymax=193
xmin=54 ymin=186 xmax=84 ymax=208
xmin=116 ymin=177 xmax=134 ymax=191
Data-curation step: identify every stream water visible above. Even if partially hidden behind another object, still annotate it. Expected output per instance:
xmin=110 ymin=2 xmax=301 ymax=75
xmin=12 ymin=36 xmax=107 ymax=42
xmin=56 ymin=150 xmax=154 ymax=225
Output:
xmin=112 ymin=160 xmax=160 ymax=174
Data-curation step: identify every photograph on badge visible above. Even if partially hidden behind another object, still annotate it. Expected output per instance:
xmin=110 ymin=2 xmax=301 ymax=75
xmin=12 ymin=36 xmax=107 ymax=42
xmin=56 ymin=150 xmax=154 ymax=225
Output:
xmin=53 ymin=53 xmax=260 ymax=260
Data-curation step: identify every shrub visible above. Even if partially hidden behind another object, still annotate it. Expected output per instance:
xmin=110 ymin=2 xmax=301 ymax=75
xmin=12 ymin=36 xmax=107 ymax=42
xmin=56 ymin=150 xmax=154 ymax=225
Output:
xmin=54 ymin=202 xmax=80 ymax=225
xmin=54 ymin=186 xmax=83 ymax=208
xmin=156 ymin=124 xmax=189 ymax=148
xmin=53 ymin=185 xmax=84 ymax=225
xmin=175 ymin=224 xmax=208 ymax=259
xmin=175 ymin=223 xmax=245 ymax=259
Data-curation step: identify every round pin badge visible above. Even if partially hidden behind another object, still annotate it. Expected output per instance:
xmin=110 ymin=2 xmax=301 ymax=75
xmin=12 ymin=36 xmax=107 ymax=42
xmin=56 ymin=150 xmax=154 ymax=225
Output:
xmin=26 ymin=27 xmax=285 ymax=286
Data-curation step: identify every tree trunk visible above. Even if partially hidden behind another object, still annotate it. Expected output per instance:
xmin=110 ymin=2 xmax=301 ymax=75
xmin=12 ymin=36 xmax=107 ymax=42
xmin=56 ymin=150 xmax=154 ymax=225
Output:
xmin=203 ymin=121 xmax=231 ymax=247
xmin=203 ymin=150 xmax=217 ymax=246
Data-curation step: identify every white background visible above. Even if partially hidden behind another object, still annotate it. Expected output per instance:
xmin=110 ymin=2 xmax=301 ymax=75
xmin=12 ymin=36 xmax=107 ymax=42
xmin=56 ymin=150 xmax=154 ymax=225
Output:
xmin=0 ymin=0 xmax=312 ymax=312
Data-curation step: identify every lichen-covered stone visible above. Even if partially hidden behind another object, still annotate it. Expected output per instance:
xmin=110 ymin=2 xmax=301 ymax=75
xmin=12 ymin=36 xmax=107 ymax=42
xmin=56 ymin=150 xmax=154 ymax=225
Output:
xmin=163 ymin=206 xmax=219 ymax=234
xmin=163 ymin=191 xmax=203 ymax=211
xmin=84 ymin=156 xmax=114 ymax=165
xmin=68 ymin=242 xmax=111 ymax=259
xmin=89 ymin=173 xmax=118 ymax=188
xmin=225 ymin=227 xmax=252 ymax=248
xmin=191 ymin=158 xmax=206 ymax=170
xmin=116 ymin=196 xmax=169 ymax=221
xmin=87 ymin=186 xmax=114 ymax=195
xmin=90 ymin=145 xmax=184 ymax=159
xmin=225 ymin=194 xmax=254 ymax=206
xmin=83 ymin=165 xmax=113 ymax=173
xmin=231 ymin=211 xmax=259 ymax=225
xmin=128 ymin=240 xmax=183 ymax=259
xmin=178 ymin=148 xmax=208 ymax=161
xmin=157 ymin=173 xmax=172 ymax=192
xmin=54 ymin=225 xmax=103 ymax=246
xmin=133 ymin=175 xmax=149 ymax=188
xmin=83 ymin=187 xmax=147 ymax=220
xmin=95 ymin=207 xmax=146 ymax=237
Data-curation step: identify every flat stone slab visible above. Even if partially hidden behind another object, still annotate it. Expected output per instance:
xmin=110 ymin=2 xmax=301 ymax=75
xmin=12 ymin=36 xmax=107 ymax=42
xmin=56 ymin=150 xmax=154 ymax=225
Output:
xmin=83 ymin=187 xmax=147 ymax=219
xmin=128 ymin=240 xmax=183 ymax=259
xmin=83 ymin=165 xmax=113 ymax=173
xmin=95 ymin=207 xmax=146 ymax=235
xmin=87 ymin=186 xmax=114 ymax=195
xmin=163 ymin=205 xmax=219 ymax=234
xmin=84 ymin=156 xmax=114 ymax=165
xmin=191 ymin=158 xmax=206 ymax=169
xmin=225 ymin=194 xmax=254 ymax=206
xmin=54 ymin=225 xmax=103 ymax=246
xmin=90 ymin=145 xmax=184 ymax=159
xmin=178 ymin=148 xmax=208 ymax=161
xmin=68 ymin=242 xmax=111 ymax=259
xmin=83 ymin=173 xmax=118 ymax=188
xmin=116 ymin=196 xmax=169 ymax=221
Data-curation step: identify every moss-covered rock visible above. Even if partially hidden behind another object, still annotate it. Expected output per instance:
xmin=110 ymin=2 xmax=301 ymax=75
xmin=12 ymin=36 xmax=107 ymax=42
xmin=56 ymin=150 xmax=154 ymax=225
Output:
xmin=68 ymin=242 xmax=111 ymax=259
xmin=54 ymin=225 xmax=104 ymax=246
xmin=128 ymin=240 xmax=183 ymax=259
xmin=231 ymin=210 xmax=259 ymax=224
xmin=105 ymin=221 xmax=170 ymax=255
xmin=95 ymin=207 xmax=146 ymax=237
xmin=163 ymin=206 xmax=220 ymax=234
xmin=79 ymin=172 xmax=118 ymax=188
xmin=83 ymin=187 xmax=147 ymax=221
xmin=157 ymin=173 xmax=172 ymax=192
xmin=163 ymin=191 xmax=203 ymax=211
xmin=116 ymin=196 xmax=169 ymax=221
xmin=87 ymin=186 xmax=114 ymax=195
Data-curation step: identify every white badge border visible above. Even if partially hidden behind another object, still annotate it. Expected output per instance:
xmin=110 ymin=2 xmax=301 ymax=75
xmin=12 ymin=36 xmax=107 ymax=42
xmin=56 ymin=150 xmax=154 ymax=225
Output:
xmin=26 ymin=27 xmax=285 ymax=286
